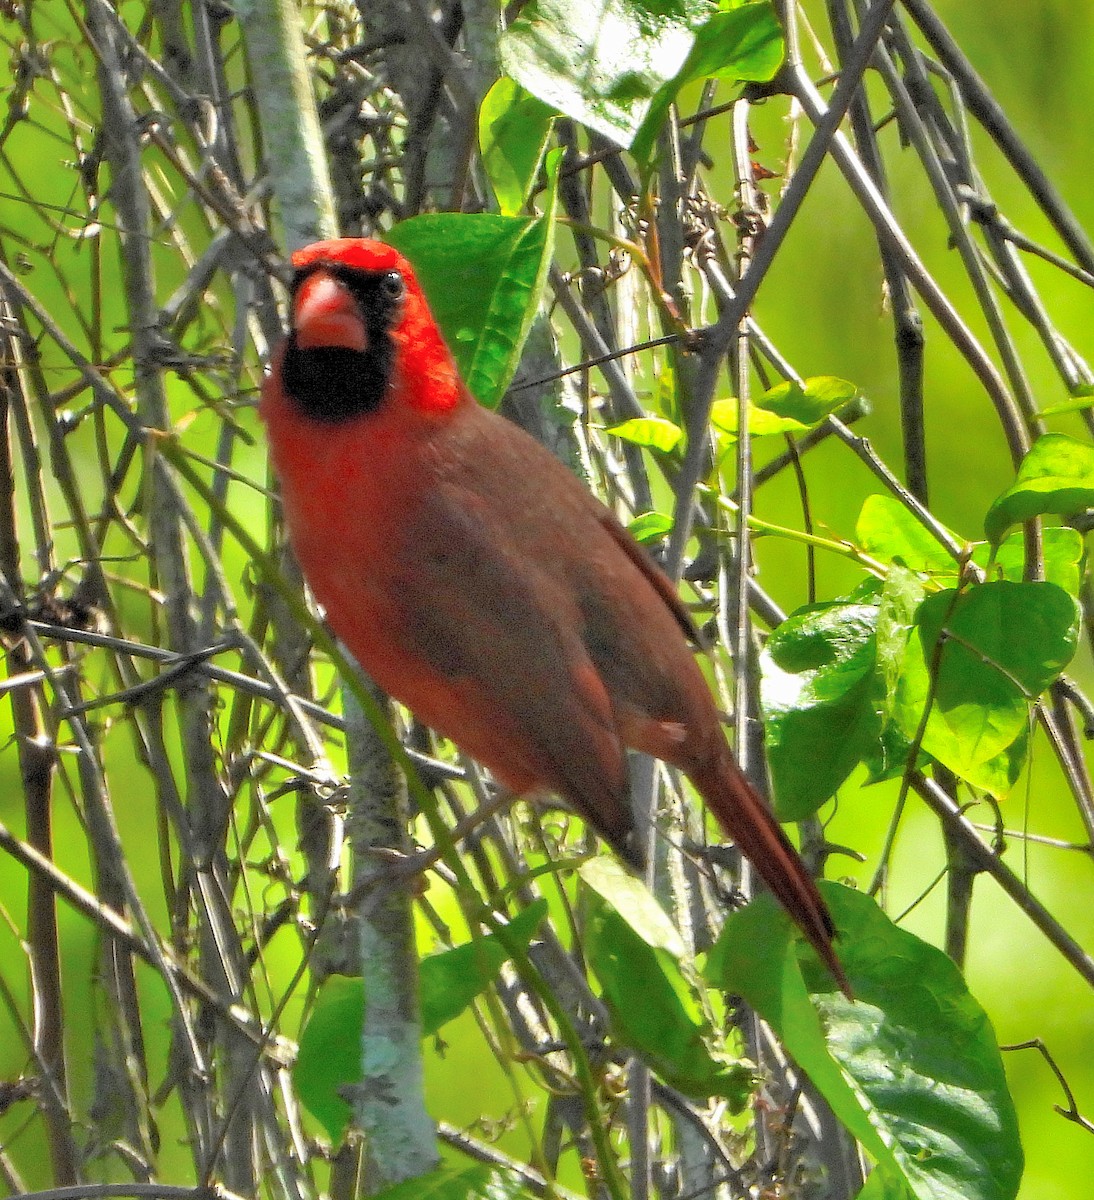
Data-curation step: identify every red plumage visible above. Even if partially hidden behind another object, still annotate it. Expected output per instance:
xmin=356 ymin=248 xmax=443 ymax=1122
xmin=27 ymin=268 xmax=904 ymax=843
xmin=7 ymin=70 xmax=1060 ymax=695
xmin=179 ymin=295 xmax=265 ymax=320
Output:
xmin=261 ymin=237 xmax=848 ymax=995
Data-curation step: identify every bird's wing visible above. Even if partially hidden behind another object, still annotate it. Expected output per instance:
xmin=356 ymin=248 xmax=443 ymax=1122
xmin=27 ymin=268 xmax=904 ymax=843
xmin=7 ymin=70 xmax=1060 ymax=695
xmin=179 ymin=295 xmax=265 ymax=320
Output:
xmin=386 ymin=488 xmax=637 ymax=856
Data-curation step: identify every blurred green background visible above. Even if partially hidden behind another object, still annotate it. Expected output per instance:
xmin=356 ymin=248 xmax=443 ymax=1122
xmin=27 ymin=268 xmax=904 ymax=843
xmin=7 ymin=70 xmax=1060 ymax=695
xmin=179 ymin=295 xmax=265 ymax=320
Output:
xmin=0 ymin=1 xmax=1092 ymax=1195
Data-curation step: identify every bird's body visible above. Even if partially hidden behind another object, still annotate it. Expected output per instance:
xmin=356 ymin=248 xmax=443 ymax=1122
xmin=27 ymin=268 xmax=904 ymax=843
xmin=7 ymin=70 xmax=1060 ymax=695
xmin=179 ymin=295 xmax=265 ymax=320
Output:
xmin=262 ymin=237 xmax=846 ymax=992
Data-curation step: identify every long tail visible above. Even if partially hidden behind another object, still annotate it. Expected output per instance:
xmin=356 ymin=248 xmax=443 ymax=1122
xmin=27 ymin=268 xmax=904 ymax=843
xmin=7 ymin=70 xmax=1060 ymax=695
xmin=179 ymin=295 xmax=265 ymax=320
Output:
xmin=689 ymin=747 xmax=852 ymax=998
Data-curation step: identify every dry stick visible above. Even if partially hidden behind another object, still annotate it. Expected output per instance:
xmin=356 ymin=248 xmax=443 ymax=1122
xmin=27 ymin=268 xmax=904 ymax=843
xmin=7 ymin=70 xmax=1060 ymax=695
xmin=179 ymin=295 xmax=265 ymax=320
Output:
xmin=913 ymin=771 xmax=1094 ymax=989
xmin=90 ymin=3 xmax=270 ymax=1184
xmin=875 ymin=24 xmax=1042 ymax=437
xmin=901 ymin=0 xmax=1094 ymax=276
xmin=825 ymin=0 xmax=927 ymax=501
xmin=787 ymin=63 xmax=1030 ymax=467
xmin=665 ymin=0 xmax=901 ymax=582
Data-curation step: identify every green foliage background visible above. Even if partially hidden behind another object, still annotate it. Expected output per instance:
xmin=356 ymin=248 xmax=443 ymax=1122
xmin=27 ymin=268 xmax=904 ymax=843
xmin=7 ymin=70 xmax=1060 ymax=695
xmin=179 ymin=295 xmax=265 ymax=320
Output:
xmin=0 ymin=1 xmax=1091 ymax=1197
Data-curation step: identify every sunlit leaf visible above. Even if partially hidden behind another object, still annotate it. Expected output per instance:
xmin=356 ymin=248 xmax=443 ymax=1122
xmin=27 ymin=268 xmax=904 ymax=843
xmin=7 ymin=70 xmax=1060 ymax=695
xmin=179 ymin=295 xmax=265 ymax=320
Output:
xmin=388 ymin=162 xmax=559 ymax=408
xmin=606 ymin=415 xmax=684 ymax=452
xmin=984 ymin=433 xmax=1094 ymax=544
xmin=479 ymin=77 xmax=556 ymax=215
xmin=500 ymin=0 xmax=709 ymax=147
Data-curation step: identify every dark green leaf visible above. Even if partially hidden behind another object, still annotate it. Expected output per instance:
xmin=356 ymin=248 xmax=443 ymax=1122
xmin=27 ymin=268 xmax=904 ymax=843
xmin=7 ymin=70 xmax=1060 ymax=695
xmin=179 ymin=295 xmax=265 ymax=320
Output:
xmin=761 ymin=603 xmax=881 ymax=818
xmin=580 ymin=859 xmax=750 ymax=1104
xmin=500 ymin=0 xmax=711 ymax=147
xmin=479 ymin=77 xmax=556 ymax=215
xmin=706 ymin=885 xmax=1023 ymax=1200
xmin=294 ymin=975 xmax=365 ymax=1142
xmin=421 ymin=900 xmax=548 ymax=1036
xmin=984 ymin=432 xmax=1094 ymax=544
xmin=387 ymin=174 xmax=558 ymax=408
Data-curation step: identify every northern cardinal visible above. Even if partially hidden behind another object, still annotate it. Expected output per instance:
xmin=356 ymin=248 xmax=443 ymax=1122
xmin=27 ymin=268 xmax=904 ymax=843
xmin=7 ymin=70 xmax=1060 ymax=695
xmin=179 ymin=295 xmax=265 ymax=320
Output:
xmin=262 ymin=237 xmax=847 ymax=993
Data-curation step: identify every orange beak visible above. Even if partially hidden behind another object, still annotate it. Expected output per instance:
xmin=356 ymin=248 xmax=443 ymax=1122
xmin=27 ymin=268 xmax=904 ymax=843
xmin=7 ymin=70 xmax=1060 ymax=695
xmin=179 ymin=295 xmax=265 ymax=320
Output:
xmin=293 ymin=270 xmax=368 ymax=352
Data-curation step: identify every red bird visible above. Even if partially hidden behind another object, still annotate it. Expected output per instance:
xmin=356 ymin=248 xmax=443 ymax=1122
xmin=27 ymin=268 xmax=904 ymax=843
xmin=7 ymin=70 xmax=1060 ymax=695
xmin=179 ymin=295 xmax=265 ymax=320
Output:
xmin=262 ymin=237 xmax=847 ymax=993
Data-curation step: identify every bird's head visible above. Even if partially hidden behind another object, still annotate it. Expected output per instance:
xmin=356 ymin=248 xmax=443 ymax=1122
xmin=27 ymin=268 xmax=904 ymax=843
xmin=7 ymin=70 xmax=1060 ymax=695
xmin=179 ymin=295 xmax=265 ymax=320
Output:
xmin=280 ymin=238 xmax=462 ymax=424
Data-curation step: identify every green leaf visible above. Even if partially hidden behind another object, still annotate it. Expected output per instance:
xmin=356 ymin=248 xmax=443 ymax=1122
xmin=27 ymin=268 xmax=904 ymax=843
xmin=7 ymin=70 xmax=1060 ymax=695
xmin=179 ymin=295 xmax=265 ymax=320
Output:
xmin=605 ymin=415 xmax=684 ymax=452
xmin=893 ymin=581 xmax=1079 ymax=790
xmin=580 ymin=859 xmax=750 ymax=1104
xmin=760 ymin=603 xmax=882 ymax=819
xmin=706 ymin=885 xmax=1023 ymax=1200
xmin=710 ymin=376 xmax=855 ymax=438
xmin=293 ymin=975 xmax=366 ymax=1142
xmin=857 ymin=494 xmax=961 ymax=575
xmin=984 ymin=432 xmax=1094 ymax=543
xmin=294 ymin=902 xmax=547 ymax=1141
xmin=628 ymin=510 xmax=674 ymax=543
xmin=420 ymin=900 xmax=548 ymax=1036
xmin=387 ymin=165 xmax=559 ymax=408
xmin=371 ymin=1162 xmax=538 ymax=1200
xmin=970 ymin=525 xmax=1084 ymax=597
xmin=632 ymin=0 xmax=784 ymax=165
xmin=1037 ymin=382 xmax=1094 ymax=418
xmin=758 ymin=375 xmax=858 ymax=424
xmin=479 ymin=77 xmax=556 ymax=215
xmin=499 ymin=0 xmax=710 ymax=147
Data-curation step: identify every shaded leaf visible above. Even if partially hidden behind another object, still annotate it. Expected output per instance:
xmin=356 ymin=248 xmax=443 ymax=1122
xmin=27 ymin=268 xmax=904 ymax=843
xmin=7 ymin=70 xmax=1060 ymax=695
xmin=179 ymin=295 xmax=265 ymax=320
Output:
xmin=294 ymin=902 xmax=547 ymax=1141
xmin=581 ymin=859 xmax=750 ymax=1103
xmin=372 ymin=1162 xmax=539 ymax=1200
xmin=706 ymin=885 xmax=1023 ymax=1200
xmin=760 ymin=603 xmax=881 ymax=819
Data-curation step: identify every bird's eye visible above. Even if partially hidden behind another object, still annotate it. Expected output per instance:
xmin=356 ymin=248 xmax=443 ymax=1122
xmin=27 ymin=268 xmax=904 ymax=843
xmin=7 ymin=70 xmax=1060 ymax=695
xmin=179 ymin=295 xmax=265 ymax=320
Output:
xmin=379 ymin=270 xmax=405 ymax=302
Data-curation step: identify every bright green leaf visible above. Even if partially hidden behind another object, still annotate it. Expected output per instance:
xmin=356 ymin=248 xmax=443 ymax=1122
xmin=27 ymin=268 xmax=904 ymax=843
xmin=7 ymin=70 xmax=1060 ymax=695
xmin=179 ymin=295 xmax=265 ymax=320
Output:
xmin=857 ymin=494 xmax=962 ymax=575
xmin=500 ymin=0 xmax=709 ymax=147
xmin=387 ymin=166 xmax=559 ymax=408
xmin=758 ymin=375 xmax=858 ymax=424
xmin=711 ymin=375 xmax=855 ymax=439
xmin=706 ymin=885 xmax=1023 ymax=1200
xmin=970 ymin=525 xmax=1084 ymax=597
xmin=761 ymin=603 xmax=881 ymax=818
xmin=606 ymin=415 xmax=684 ymax=452
xmin=1037 ymin=382 xmax=1094 ymax=418
xmin=984 ymin=432 xmax=1094 ymax=544
xmin=893 ymin=581 xmax=1078 ymax=788
xmin=479 ymin=77 xmax=556 ymax=215
xmin=629 ymin=510 xmax=674 ymax=543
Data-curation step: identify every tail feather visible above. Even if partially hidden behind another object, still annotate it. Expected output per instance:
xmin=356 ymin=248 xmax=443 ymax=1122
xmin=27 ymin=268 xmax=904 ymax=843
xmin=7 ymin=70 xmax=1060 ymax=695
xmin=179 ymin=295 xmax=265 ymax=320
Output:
xmin=690 ymin=749 xmax=852 ymax=999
